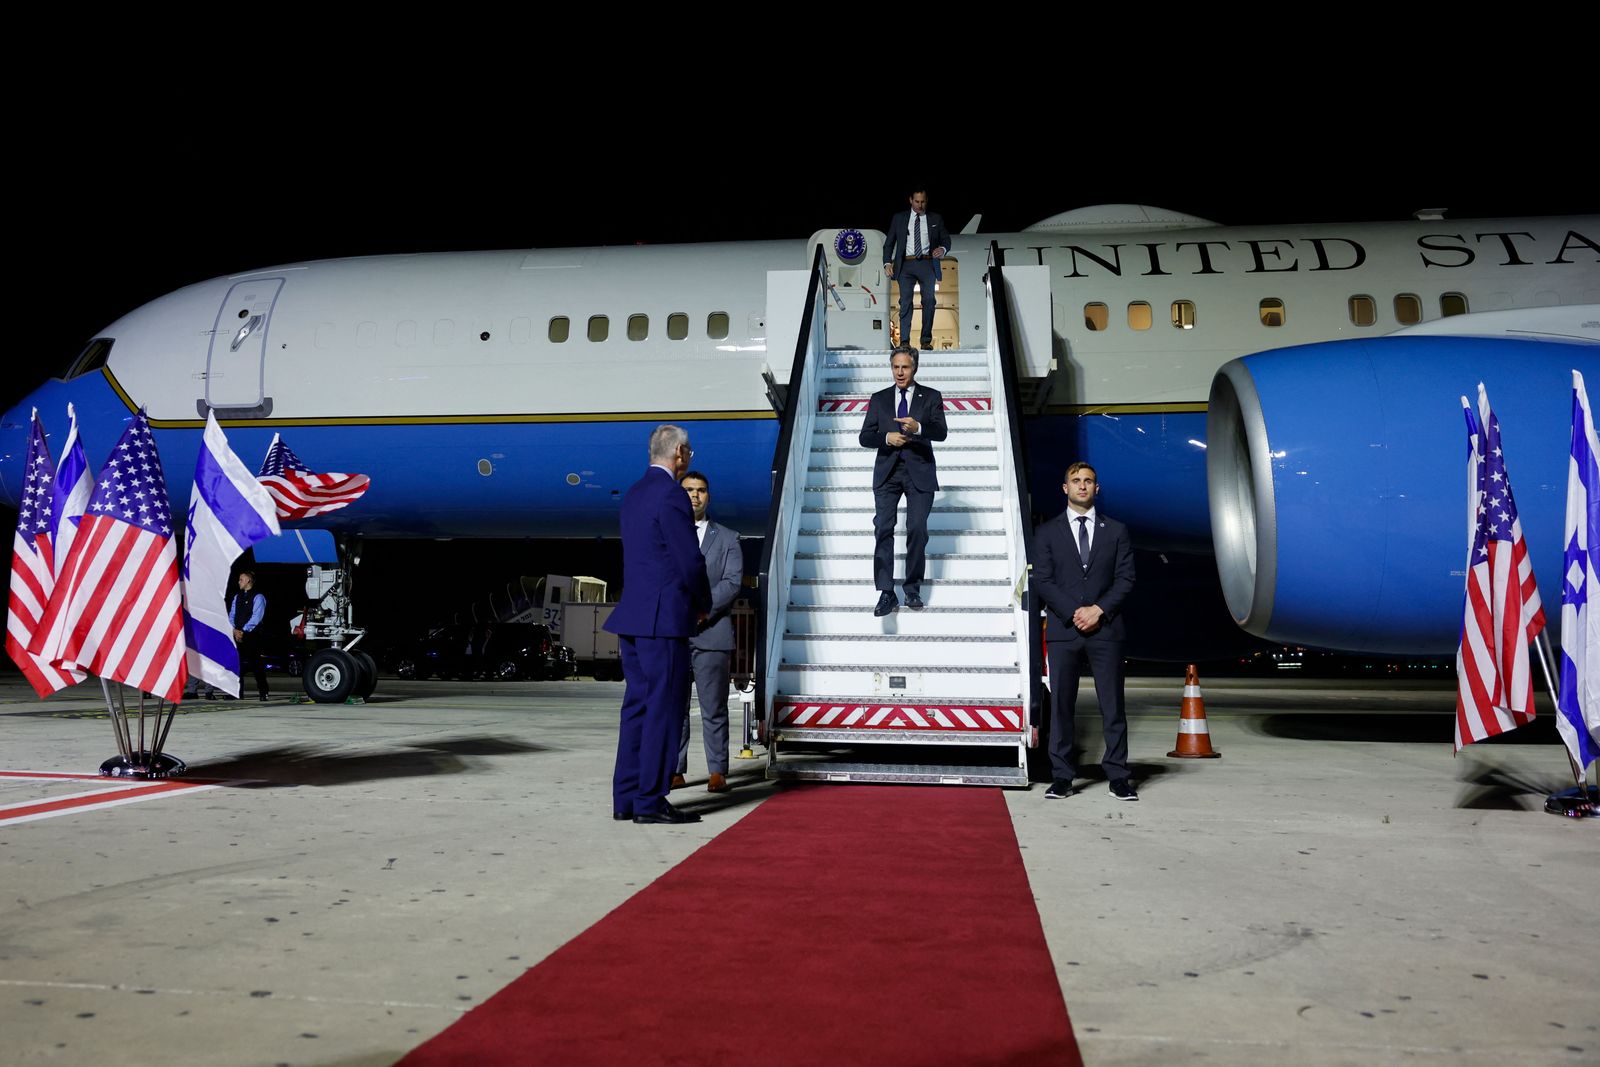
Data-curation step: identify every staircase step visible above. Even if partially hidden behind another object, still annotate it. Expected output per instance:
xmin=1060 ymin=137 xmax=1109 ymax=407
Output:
xmin=818 ymin=396 xmax=993 ymax=414
xmin=822 ymin=376 xmax=994 ymax=393
xmin=797 ymin=529 xmax=1008 ymax=555
xmin=790 ymin=553 xmax=1013 ymax=581
xmin=775 ymin=664 xmax=1025 ymax=700
xmin=774 ymin=697 xmax=1024 ymax=734
xmin=786 ymin=577 xmax=1014 ymax=609
xmin=783 ymin=604 xmax=1016 ymax=635
xmin=782 ymin=633 xmax=1018 ymax=668
xmin=804 ymin=475 xmax=1003 ymax=495
xmin=766 ymin=761 xmax=1029 ymax=787
xmin=804 ymin=487 xmax=1002 ymax=506
xmin=799 ymin=505 xmax=1004 ymax=532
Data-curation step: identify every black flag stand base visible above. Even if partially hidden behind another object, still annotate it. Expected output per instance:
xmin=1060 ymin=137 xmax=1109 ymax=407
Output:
xmin=100 ymin=752 xmax=188 ymax=778
xmin=1543 ymin=785 xmax=1599 ymax=819
xmin=97 ymin=678 xmax=185 ymax=779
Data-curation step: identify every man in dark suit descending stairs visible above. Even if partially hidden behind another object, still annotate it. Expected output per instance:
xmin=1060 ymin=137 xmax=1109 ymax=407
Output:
xmin=858 ymin=347 xmax=949 ymax=617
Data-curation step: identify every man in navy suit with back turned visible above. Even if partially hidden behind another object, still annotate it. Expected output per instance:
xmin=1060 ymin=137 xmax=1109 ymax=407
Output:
xmin=883 ymin=187 xmax=952 ymax=351
xmin=605 ymin=424 xmax=712 ymax=824
xmin=859 ymin=346 xmax=948 ymax=616
xmin=1033 ymin=462 xmax=1139 ymax=801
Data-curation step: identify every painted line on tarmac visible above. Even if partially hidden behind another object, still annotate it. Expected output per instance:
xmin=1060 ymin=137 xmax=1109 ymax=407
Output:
xmin=0 ymin=771 xmax=235 ymax=826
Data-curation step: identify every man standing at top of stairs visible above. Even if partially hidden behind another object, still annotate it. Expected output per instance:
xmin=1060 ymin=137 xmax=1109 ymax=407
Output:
xmin=882 ymin=188 xmax=951 ymax=351
xmin=859 ymin=347 xmax=948 ymax=618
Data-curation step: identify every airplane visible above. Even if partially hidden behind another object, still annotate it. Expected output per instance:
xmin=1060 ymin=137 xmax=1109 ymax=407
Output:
xmin=2 ymin=205 xmax=1596 ymax=687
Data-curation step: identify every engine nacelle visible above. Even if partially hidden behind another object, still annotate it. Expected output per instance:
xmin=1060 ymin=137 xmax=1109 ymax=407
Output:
xmin=1207 ymin=335 xmax=1596 ymax=653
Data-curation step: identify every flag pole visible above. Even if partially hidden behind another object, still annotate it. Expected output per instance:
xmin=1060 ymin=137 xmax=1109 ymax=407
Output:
xmin=99 ymin=677 xmax=131 ymax=763
xmin=1533 ymin=632 xmax=1587 ymax=793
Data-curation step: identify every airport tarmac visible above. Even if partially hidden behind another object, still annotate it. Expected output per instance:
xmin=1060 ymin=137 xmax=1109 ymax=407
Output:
xmin=1 ymin=672 xmax=1594 ymax=1066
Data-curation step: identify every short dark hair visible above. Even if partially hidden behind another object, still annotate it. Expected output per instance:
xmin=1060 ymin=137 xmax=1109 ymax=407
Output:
xmin=891 ymin=346 xmax=919 ymax=367
xmin=1065 ymin=461 xmax=1097 ymax=481
xmin=680 ymin=470 xmax=710 ymax=490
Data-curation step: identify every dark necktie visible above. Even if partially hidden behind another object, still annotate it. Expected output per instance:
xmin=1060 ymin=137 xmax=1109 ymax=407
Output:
xmin=913 ymin=214 xmax=924 ymax=256
xmin=898 ymin=388 xmax=909 ymax=419
xmin=1076 ymin=516 xmax=1090 ymax=571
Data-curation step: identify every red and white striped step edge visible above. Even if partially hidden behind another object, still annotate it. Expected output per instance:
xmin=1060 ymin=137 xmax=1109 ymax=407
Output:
xmin=775 ymin=701 xmax=1023 ymax=731
xmin=818 ymin=397 xmax=993 ymax=413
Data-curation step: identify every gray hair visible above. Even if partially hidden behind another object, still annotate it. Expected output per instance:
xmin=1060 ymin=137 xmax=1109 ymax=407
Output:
xmin=649 ymin=424 xmax=688 ymax=463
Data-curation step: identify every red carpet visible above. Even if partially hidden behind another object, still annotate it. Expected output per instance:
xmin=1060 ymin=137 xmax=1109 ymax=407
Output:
xmin=401 ymin=785 xmax=1081 ymax=1066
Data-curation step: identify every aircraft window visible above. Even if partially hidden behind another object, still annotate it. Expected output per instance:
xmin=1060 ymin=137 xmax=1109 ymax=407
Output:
xmin=1171 ymin=300 xmax=1196 ymax=330
xmin=1348 ymin=295 xmax=1377 ymax=327
xmin=1394 ymin=293 xmax=1422 ymax=325
xmin=707 ymin=312 xmax=730 ymax=340
xmin=627 ymin=314 xmax=649 ymax=341
xmin=587 ymin=316 xmax=609 ymax=342
xmin=1441 ymin=292 xmax=1469 ymax=317
xmin=65 ymin=338 xmax=113 ymax=379
xmin=1127 ymin=302 xmax=1152 ymax=331
xmin=548 ymin=316 xmax=570 ymax=343
xmin=1083 ymin=303 xmax=1109 ymax=331
xmin=1258 ymin=298 xmax=1286 ymax=327
xmin=667 ymin=313 xmax=689 ymax=340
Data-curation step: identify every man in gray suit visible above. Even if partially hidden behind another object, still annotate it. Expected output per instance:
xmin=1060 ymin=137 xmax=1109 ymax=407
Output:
xmin=674 ymin=471 xmax=744 ymax=793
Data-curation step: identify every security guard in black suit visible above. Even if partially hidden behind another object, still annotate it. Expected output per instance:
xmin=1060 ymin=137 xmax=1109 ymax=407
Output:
xmin=1032 ymin=462 xmax=1138 ymax=800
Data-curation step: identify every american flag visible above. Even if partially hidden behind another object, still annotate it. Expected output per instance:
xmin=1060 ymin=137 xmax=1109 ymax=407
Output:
xmin=257 ymin=434 xmax=370 ymax=521
xmin=29 ymin=409 xmax=187 ymax=703
xmin=1455 ymin=385 xmax=1546 ymax=751
xmin=5 ymin=412 xmax=83 ymax=696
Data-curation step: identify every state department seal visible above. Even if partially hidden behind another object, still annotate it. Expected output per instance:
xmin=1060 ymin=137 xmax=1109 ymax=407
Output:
xmin=834 ymin=228 xmax=867 ymax=264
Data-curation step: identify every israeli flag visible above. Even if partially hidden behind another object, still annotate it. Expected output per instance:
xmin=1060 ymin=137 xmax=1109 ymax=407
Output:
xmin=48 ymin=402 xmax=93 ymax=582
xmin=182 ymin=413 xmax=281 ymax=696
xmin=1558 ymin=370 xmax=1600 ymax=771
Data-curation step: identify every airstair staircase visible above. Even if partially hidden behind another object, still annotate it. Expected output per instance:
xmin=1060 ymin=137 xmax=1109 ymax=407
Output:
xmin=757 ymin=243 xmax=1044 ymax=786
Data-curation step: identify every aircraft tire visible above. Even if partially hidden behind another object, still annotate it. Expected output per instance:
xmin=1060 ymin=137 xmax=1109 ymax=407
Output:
xmin=353 ymin=651 xmax=379 ymax=699
xmin=306 ymin=649 xmax=357 ymax=704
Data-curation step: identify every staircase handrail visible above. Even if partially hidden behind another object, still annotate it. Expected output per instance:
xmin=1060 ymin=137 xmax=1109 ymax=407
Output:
xmin=985 ymin=241 xmax=1044 ymax=732
xmin=756 ymin=246 xmax=830 ymax=734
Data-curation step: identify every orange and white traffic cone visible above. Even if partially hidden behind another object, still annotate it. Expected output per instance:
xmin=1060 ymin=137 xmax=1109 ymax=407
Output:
xmin=1168 ymin=664 xmax=1221 ymax=758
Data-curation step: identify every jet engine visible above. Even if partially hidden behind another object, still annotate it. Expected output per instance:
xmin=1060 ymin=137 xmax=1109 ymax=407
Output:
xmin=1206 ymin=335 xmax=1595 ymax=653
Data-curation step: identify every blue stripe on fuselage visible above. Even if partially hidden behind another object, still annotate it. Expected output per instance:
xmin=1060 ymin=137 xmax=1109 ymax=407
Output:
xmin=1 ymin=373 xmax=1215 ymax=546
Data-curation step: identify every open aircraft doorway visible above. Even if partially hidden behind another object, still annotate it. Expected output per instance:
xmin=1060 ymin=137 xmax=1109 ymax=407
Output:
xmin=889 ymin=257 xmax=960 ymax=350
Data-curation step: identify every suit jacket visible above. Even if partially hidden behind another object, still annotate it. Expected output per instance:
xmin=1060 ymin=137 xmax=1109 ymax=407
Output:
xmin=603 ymin=466 xmax=712 ymax=639
xmin=858 ymin=382 xmax=949 ymax=492
xmin=883 ymin=209 xmax=953 ymax=281
xmin=1032 ymin=510 xmax=1135 ymax=644
xmin=690 ymin=519 xmax=743 ymax=653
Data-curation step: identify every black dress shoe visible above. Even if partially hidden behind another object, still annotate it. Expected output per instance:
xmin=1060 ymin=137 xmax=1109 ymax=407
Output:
xmin=904 ymin=591 xmax=924 ymax=610
xmin=633 ymin=803 xmax=702 ymax=825
xmin=873 ymin=592 xmax=898 ymax=617
xmin=613 ymin=811 xmax=632 ymax=821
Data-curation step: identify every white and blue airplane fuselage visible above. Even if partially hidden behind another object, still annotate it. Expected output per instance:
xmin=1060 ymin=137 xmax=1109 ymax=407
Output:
xmin=4 ymin=206 xmax=1596 ymax=654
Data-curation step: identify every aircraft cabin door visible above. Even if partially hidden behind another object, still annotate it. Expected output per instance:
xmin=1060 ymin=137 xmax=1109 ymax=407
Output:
xmin=205 ymin=277 xmax=284 ymax=415
xmin=806 ymin=229 xmax=887 ymax=350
